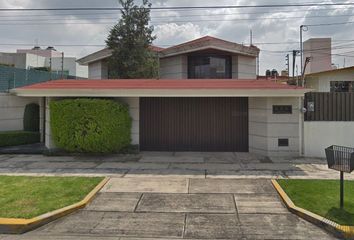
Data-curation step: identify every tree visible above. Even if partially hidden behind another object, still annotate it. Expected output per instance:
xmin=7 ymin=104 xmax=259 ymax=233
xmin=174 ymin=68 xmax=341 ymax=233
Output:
xmin=106 ymin=0 xmax=158 ymax=79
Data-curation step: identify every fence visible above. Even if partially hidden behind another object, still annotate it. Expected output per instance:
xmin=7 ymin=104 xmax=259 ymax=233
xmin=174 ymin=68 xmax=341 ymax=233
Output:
xmin=0 ymin=65 xmax=67 ymax=92
xmin=305 ymin=92 xmax=354 ymax=121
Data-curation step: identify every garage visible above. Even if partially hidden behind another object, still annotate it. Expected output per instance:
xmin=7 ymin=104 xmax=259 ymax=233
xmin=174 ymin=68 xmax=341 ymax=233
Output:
xmin=140 ymin=97 xmax=249 ymax=152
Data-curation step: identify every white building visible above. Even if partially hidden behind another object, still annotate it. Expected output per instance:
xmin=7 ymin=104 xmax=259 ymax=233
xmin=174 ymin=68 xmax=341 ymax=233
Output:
xmin=0 ymin=47 xmax=88 ymax=78
xmin=303 ymin=38 xmax=332 ymax=74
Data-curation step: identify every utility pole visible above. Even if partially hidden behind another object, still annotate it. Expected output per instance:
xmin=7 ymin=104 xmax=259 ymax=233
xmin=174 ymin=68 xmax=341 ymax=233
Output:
xmin=286 ymin=54 xmax=290 ymax=81
xmin=250 ymin=29 xmax=253 ymax=45
xmin=61 ymin=52 xmax=64 ymax=79
xmin=301 ymin=57 xmax=311 ymax=87
xmin=292 ymin=50 xmax=300 ymax=84
xmin=300 ymin=25 xmax=308 ymax=77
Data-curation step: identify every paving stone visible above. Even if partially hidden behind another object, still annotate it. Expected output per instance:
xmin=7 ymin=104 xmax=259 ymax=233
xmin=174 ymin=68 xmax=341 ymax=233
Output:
xmin=189 ymin=179 xmax=276 ymax=194
xmin=86 ymin=193 xmax=141 ymax=212
xmin=184 ymin=213 xmax=242 ymax=239
xmin=243 ymin=163 xmax=300 ymax=171
xmin=136 ymin=193 xmax=235 ymax=213
xmin=234 ymin=194 xmax=288 ymax=214
xmin=124 ymin=168 xmax=205 ymax=179
xmin=1 ymin=235 xmax=120 ymax=240
xmin=169 ymin=163 xmax=240 ymax=171
xmin=38 ymin=211 xmax=185 ymax=238
xmin=90 ymin=212 xmax=185 ymax=238
xmin=0 ymin=160 xmax=32 ymax=168
xmin=206 ymin=170 xmax=283 ymax=179
xmin=102 ymin=177 xmax=189 ymax=193
xmin=239 ymin=213 xmax=334 ymax=239
xmin=203 ymin=152 xmax=239 ymax=163
xmin=26 ymin=161 xmax=99 ymax=169
xmin=139 ymin=156 xmax=204 ymax=163
xmin=96 ymin=162 xmax=169 ymax=170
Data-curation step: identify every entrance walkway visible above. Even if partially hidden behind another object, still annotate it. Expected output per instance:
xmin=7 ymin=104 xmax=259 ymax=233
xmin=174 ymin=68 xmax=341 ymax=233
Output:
xmin=1 ymin=178 xmax=336 ymax=239
xmin=0 ymin=152 xmax=350 ymax=179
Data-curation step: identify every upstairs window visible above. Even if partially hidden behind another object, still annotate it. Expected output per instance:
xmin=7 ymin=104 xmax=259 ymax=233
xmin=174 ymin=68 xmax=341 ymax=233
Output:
xmin=330 ymin=81 xmax=354 ymax=92
xmin=188 ymin=55 xmax=232 ymax=79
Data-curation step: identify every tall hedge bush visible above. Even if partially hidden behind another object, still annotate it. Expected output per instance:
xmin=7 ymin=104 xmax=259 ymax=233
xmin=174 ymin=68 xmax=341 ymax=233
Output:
xmin=23 ymin=103 xmax=40 ymax=132
xmin=50 ymin=98 xmax=131 ymax=153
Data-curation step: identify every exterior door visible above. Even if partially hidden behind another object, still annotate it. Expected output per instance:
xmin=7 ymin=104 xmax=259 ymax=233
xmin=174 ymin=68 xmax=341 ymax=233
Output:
xmin=140 ymin=97 xmax=248 ymax=152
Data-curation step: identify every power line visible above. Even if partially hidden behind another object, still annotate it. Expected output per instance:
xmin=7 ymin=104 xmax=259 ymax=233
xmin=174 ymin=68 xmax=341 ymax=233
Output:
xmin=0 ymin=6 xmax=353 ymax=18
xmin=1 ymin=13 xmax=353 ymax=23
xmin=1 ymin=3 xmax=354 ymax=11
xmin=2 ymin=18 xmax=354 ymax=26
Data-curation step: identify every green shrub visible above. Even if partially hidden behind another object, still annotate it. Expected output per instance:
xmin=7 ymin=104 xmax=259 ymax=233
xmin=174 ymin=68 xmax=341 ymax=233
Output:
xmin=0 ymin=131 xmax=40 ymax=147
xmin=50 ymin=98 xmax=132 ymax=153
xmin=23 ymin=103 xmax=40 ymax=132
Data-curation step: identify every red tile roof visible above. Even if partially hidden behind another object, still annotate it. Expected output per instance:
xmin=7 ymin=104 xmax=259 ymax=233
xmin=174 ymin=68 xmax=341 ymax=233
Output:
xmin=19 ymin=79 xmax=304 ymax=90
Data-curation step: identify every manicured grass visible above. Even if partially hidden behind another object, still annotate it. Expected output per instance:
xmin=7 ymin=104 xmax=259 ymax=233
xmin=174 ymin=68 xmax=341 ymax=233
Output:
xmin=0 ymin=176 xmax=103 ymax=219
xmin=277 ymin=179 xmax=354 ymax=225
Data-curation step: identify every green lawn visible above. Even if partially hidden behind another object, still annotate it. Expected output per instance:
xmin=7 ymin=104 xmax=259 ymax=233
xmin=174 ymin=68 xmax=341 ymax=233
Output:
xmin=0 ymin=176 xmax=103 ymax=219
xmin=277 ymin=179 xmax=354 ymax=225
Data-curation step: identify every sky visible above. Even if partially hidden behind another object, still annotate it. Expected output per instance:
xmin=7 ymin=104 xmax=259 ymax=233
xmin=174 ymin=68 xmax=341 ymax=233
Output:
xmin=0 ymin=0 xmax=354 ymax=75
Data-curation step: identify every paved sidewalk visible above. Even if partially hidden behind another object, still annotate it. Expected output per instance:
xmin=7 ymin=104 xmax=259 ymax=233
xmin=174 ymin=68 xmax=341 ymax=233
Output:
xmin=1 ymin=178 xmax=336 ymax=239
xmin=0 ymin=152 xmax=350 ymax=179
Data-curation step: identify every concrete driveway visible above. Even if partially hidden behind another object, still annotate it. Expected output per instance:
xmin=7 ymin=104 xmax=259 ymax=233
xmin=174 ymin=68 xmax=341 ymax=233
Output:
xmin=1 ymin=178 xmax=336 ymax=240
xmin=0 ymin=152 xmax=344 ymax=239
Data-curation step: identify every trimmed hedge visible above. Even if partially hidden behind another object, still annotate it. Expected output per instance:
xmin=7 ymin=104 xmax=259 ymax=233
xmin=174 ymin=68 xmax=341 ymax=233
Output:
xmin=0 ymin=131 xmax=40 ymax=147
xmin=50 ymin=98 xmax=132 ymax=153
xmin=23 ymin=103 xmax=40 ymax=132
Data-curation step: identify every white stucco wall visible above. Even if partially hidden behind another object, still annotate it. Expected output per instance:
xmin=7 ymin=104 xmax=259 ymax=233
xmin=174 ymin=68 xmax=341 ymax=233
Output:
xmin=0 ymin=93 xmax=42 ymax=132
xmin=88 ymin=60 xmax=108 ymax=79
xmin=304 ymin=122 xmax=354 ymax=158
xmin=306 ymin=68 xmax=354 ymax=92
xmin=249 ymin=97 xmax=301 ymax=157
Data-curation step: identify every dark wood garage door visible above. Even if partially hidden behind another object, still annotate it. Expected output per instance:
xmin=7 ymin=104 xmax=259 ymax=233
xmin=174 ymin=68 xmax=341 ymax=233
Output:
xmin=140 ymin=97 xmax=248 ymax=152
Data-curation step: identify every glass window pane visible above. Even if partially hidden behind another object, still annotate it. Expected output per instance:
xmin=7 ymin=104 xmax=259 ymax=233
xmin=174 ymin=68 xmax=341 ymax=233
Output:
xmin=188 ymin=55 xmax=231 ymax=79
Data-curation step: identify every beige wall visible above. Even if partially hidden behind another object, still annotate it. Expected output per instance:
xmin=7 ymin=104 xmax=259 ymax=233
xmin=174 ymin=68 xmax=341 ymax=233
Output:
xmin=249 ymin=97 xmax=301 ymax=157
xmin=116 ymin=97 xmax=139 ymax=145
xmin=159 ymin=55 xmax=188 ymax=79
xmin=304 ymin=38 xmax=332 ymax=74
xmin=45 ymin=97 xmax=55 ymax=149
xmin=159 ymin=54 xmax=257 ymax=80
xmin=0 ymin=93 xmax=43 ymax=133
xmin=236 ymin=55 xmax=257 ymax=79
xmin=304 ymin=122 xmax=354 ymax=158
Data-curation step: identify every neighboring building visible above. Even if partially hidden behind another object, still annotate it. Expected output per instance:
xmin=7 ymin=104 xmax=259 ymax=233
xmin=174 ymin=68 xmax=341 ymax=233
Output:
xmin=10 ymin=36 xmax=311 ymax=157
xmin=303 ymin=38 xmax=332 ymax=74
xmin=77 ymin=36 xmax=259 ymax=80
xmin=305 ymin=66 xmax=354 ymax=92
xmin=303 ymin=66 xmax=354 ymax=158
xmin=0 ymin=47 xmax=88 ymax=78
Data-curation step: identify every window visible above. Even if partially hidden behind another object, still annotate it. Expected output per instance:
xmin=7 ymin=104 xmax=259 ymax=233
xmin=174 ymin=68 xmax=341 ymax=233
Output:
xmin=330 ymin=81 xmax=354 ymax=92
xmin=188 ymin=55 xmax=232 ymax=79
xmin=278 ymin=139 xmax=289 ymax=147
xmin=272 ymin=105 xmax=293 ymax=114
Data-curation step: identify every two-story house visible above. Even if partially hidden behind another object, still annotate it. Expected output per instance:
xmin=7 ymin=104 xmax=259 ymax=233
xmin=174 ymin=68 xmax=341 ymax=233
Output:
xmin=12 ymin=36 xmax=310 ymax=157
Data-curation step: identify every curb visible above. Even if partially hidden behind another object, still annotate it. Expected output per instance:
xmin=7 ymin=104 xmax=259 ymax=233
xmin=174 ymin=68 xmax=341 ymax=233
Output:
xmin=0 ymin=177 xmax=109 ymax=234
xmin=271 ymin=179 xmax=354 ymax=239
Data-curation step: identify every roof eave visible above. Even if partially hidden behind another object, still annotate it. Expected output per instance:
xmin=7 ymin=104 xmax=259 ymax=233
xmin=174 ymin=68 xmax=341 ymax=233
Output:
xmin=160 ymin=46 xmax=259 ymax=58
xmin=10 ymin=88 xmax=312 ymax=98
